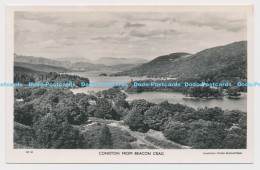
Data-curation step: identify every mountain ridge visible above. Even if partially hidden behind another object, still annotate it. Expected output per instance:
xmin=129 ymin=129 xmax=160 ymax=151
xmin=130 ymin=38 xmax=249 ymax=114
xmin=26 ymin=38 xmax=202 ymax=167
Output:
xmin=14 ymin=54 xmax=148 ymax=71
xmin=14 ymin=62 xmax=73 ymax=73
xmin=93 ymin=57 xmax=148 ymax=66
xmin=112 ymin=41 xmax=247 ymax=80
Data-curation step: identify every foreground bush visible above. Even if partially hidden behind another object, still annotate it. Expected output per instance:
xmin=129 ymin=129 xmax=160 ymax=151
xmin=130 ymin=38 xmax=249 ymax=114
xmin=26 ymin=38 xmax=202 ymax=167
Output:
xmin=188 ymin=120 xmax=226 ymax=149
xmin=163 ymin=121 xmax=190 ymax=145
xmin=124 ymin=109 xmax=149 ymax=132
xmin=222 ymin=127 xmax=246 ymax=149
xmin=144 ymin=105 xmax=170 ymax=131
xmin=34 ymin=113 xmax=86 ymax=149
xmin=98 ymin=124 xmax=113 ymax=149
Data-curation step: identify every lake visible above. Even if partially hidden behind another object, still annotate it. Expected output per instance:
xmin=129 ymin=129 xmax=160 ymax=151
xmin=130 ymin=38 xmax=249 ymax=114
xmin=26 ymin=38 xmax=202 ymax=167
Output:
xmin=68 ymin=70 xmax=162 ymax=92
xmin=70 ymin=71 xmax=247 ymax=112
xmin=125 ymin=91 xmax=247 ymax=112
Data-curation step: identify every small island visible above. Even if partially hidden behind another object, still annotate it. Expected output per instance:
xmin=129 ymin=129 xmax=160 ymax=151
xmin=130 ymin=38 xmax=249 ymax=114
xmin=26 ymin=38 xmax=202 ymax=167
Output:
xmin=99 ymin=73 xmax=107 ymax=76
xmin=226 ymin=86 xmax=242 ymax=98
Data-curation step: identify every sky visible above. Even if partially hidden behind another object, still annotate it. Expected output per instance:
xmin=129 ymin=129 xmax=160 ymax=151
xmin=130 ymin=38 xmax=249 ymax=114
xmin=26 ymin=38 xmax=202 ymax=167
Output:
xmin=14 ymin=11 xmax=247 ymax=61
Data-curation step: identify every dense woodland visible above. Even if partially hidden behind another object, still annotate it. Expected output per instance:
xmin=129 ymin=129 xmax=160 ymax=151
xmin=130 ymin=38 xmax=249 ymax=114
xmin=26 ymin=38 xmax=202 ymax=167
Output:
xmin=14 ymin=66 xmax=89 ymax=87
xmin=14 ymin=84 xmax=246 ymax=149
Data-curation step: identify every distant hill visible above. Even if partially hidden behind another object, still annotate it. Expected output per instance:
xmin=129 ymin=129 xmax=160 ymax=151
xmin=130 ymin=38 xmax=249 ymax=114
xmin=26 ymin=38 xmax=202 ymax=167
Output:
xmin=112 ymin=52 xmax=191 ymax=78
xmin=56 ymin=57 xmax=93 ymax=63
xmin=14 ymin=66 xmax=45 ymax=75
xmin=70 ymin=62 xmax=105 ymax=71
xmin=94 ymin=57 xmax=148 ymax=66
xmin=14 ymin=62 xmax=72 ymax=73
xmin=108 ymin=64 xmax=144 ymax=71
xmin=14 ymin=54 xmax=71 ymax=67
xmin=113 ymin=41 xmax=247 ymax=81
xmin=14 ymin=54 xmax=148 ymax=72
xmin=14 ymin=54 xmax=105 ymax=71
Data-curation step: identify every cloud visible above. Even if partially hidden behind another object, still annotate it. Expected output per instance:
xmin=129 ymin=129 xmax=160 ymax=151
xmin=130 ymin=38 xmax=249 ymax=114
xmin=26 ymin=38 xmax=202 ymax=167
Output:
xmin=176 ymin=14 xmax=246 ymax=32
xmin=38 ymin=38 xmax=76 ymax=48
xmin=141 ymin=17 xmax=175 ymax=23
xmin=54 ymin=20 xmax=76 ymax=27
xmin=91 ymin=36 xmax=113 ymax=41
xmin=88 ymin=21 xmax=116 ymax=28
xmin=16 ymin=12 xmax=77 ymax=28
xmin=16 ymin=12 xmax=54 ymax=23
xmin=15 ymin=11 xmax=247 ymax=60
xmin=181 ymin=19 xmax=245 ymax=32
xmin=90 ymin=28 xmax=178 ymax=43
xmin=122 ymin=12 xmax=246 ymax=32
xmin=38 ymin=40 xmax=61 ymax=48
xmin=124 ymin=22 xmax=146 ymax=28
xmin=129 ymin=29 xmax=177 ymax=38
xmin=16 ymin=12 xmax=118 ymax=29
xmin=90 ymin=32 xmax=129 ymax=42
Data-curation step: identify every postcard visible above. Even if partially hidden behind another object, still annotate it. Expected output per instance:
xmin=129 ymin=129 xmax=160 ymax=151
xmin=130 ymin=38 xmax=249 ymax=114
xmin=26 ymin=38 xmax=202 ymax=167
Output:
xmin=5 ymin=5 xmax=254 ymax=163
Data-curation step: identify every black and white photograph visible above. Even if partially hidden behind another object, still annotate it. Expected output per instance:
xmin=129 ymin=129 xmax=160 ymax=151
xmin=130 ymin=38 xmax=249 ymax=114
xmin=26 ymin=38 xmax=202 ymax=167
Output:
xmin=5 ymin=5 xmax=254 ymax=163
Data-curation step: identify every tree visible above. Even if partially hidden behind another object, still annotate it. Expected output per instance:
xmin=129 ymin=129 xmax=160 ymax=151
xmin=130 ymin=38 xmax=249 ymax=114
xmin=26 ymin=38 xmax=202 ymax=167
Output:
xmin=159 ymin=101 xmax=194 ymax=115
xmin=129 ymin=99 xmax=153 ymax=114
xmin=34 ymin=113 xmax=86 ymax=149
xmin=14 ymin=102 xmax=34 ymax=126
xmin=32 ymin=99 xmax=52 ymax=123
xmin=94 ymin=98 xmax=114 ymax=119
xmin=56 ymin=99 xmax=87 ymax=125
xmin=222 ymin=110 xmax=245 ymax=128
xmin=100 ymin=88 xmax=127 ymax=102
xmin=14 ymin=87 xmax=33 ymax=101
xmin=124 ymin=109 xmax=149 ymax=132
xmin=87 ymin=105 xmax=96 ymax=117
xmin=124 ymin=143 xmax=132 ymax=149
xmin=195 ymin=107 xmax=224 ymax=122
xmin=163 ymin=121 xmax=190 ymax=145
xmin=238 ymin=113 xmax=247 ymax=129
xmin=31 ymin=88 xmax=47 ymax=99
xmin=188 ymin=120 xmax=226 ymax=149
xmin=186 ymin=87 xmax=202 ymax=97
xmin=115 ymin=99 xmax=129 ymax=109
xmin=222 ymin=127 xmax=246 ymax=149
xmin=78 ymin=97 xmax=90 ymax=114
xmin=113 ymin=99 xmax=130 ymax=120
xmin=226 ymin=86 xmax=241 ymax=97
xmin=144 ymin=105 xmax=169 ymax=131
xmin=201 ymin=86 xmax=210 ymax=98
xmin=98 ymin=124 xmax=113 ymax=149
